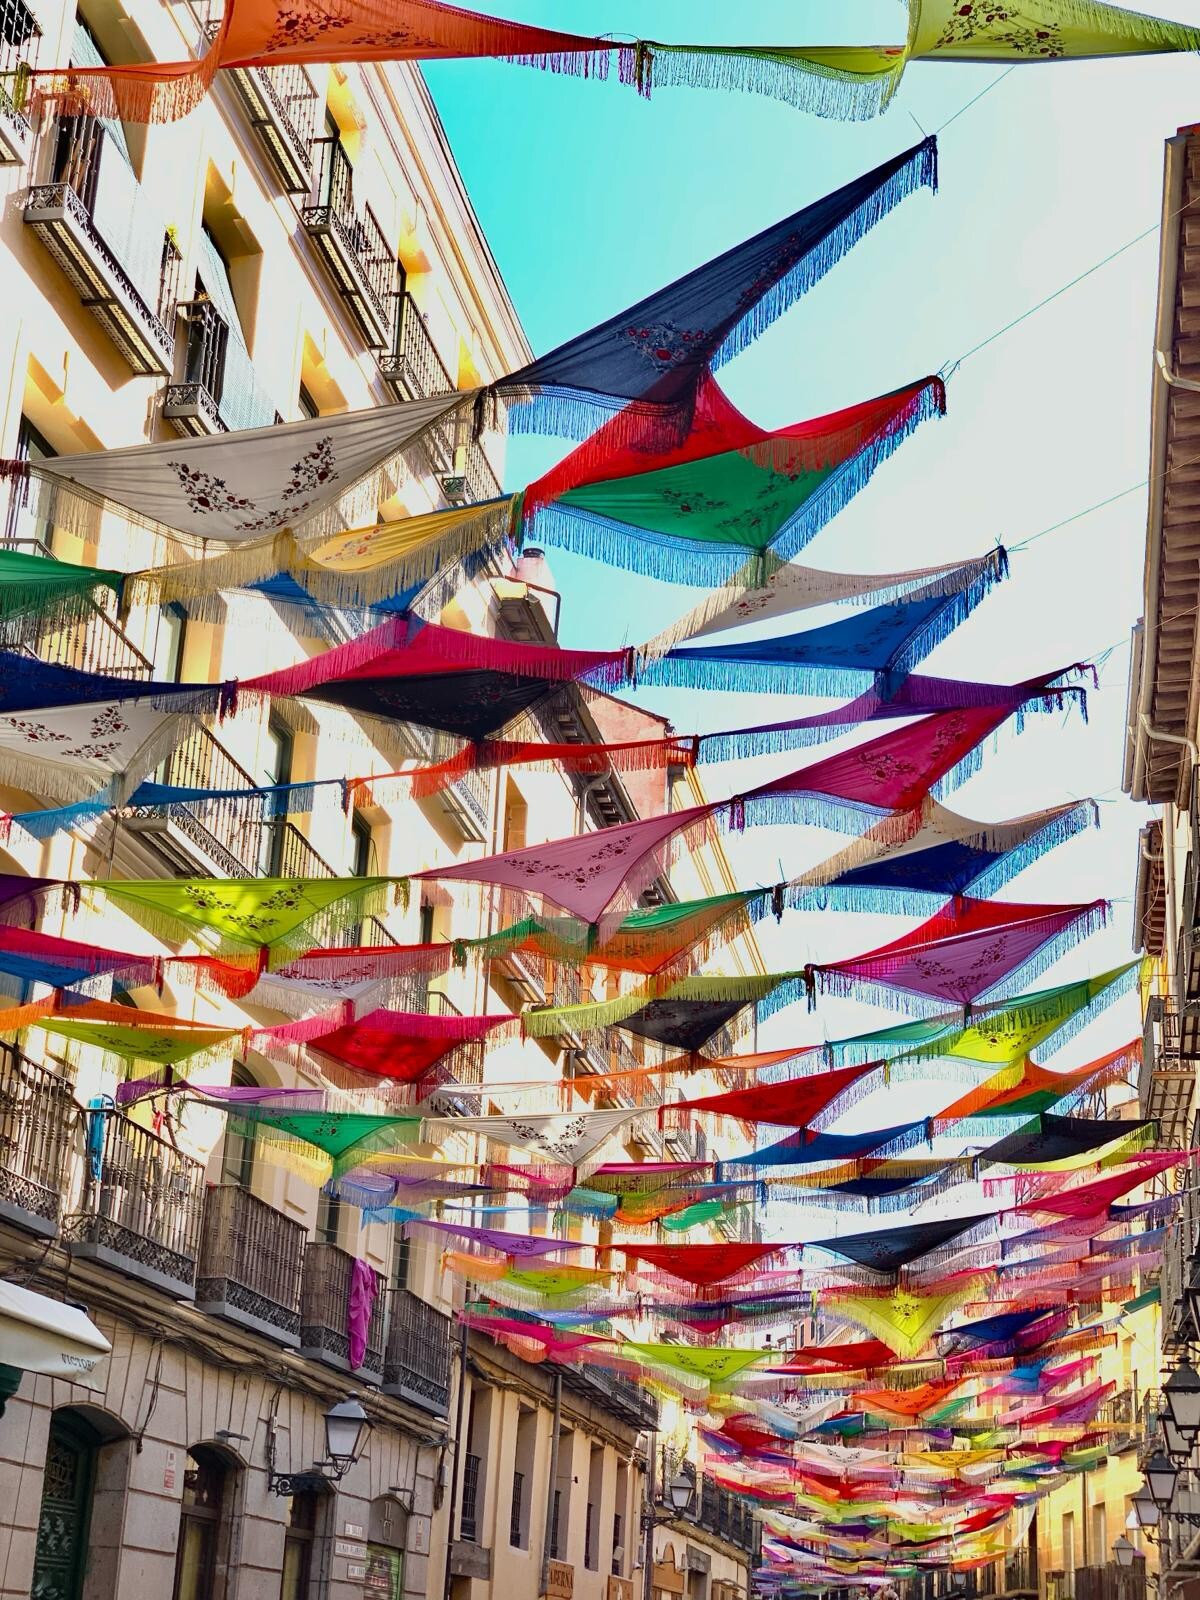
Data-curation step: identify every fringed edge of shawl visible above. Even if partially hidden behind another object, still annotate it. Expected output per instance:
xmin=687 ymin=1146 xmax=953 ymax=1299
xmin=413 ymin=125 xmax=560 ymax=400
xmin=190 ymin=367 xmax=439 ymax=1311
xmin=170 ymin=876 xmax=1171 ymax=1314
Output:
xmin=643 ymin=546 xmax=1000 ymax=666
xmin=712 ymin=135 xmax=938 ymax=374
xmin=1045 ymin=0 xmax=1200 ymax=49
xmin=129 ymin=499 xmax=515 ymax=619
xmin=633 ymin=42 xmax=907 ymax=122
xmin=811 ymin=901 xmax=1111 ymax=1019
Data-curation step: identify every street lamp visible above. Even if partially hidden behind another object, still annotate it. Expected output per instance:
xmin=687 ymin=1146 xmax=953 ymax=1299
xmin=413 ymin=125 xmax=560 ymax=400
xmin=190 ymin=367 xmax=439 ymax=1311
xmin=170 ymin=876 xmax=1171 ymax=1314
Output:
xmin=1132 ymin=1486 xmax=1161 ymax=1529
xmin=266 ymin=1392 xmax=372 ymax=1496
xmin=667 ymin=1472 xmax=695 ymax=1516
xmin=1113 ymin=1537 xmax=1137 ymax=1569
xmin=1160 ymin=1411 xmax=1192 ymax=1463
xmin=1165 ymin=1362 xmax=1200 ymax=1442
xmin=1146 ymin=1451 xmax=1180 ymax=1511
xmin=324 ymin=1395 xmax=371 ymax=1476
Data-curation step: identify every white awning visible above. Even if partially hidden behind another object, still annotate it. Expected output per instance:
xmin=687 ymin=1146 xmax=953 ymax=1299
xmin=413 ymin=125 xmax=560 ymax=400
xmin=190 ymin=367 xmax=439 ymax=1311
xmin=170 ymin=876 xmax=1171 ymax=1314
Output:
xmin=0 ymin=1281 xmax=111 ymax=1384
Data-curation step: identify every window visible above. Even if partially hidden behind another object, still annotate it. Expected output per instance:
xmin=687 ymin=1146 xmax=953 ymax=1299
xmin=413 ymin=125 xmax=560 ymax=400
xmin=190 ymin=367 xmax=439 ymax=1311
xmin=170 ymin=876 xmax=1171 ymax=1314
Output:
xmin=612 ymin=1512 xmax=623 ymax=1576
xmin=391 ymin=1223 xmax=410 ymax=1291
xmin=549 ymin=1488 xmax=562 ymax=1559
xmin=585 ymin=1445 xmax=603 ymax=1570
xmin=172 ymin=1446 xmax=230 ymax=1600
xmin=5 ymin=417 xmax=55 ymax=548
xmin=298 ymin=383 xmax=320 ymax=419
xmin=585 ymin=1501 xmax=597 ymax=1571
xmin=509 ymin=1472 xmax=525 ymax=1548
xmin=260 ymin=717 xmax=294 ymax=874
xmin=316 ymin=1190 xmax=341 ymax=1246
xmin=352 ymin=812 xmax=373 ymax=877
xmin=219 ymin=1063 xmax=256 ymax=1189
xmin=418 ymin=899 xmax=435 ymax=946
xmin=155 ymin=602 xmax=188 ymax=684
xmin=281 ymin=1490 xmax=318 ymax=1600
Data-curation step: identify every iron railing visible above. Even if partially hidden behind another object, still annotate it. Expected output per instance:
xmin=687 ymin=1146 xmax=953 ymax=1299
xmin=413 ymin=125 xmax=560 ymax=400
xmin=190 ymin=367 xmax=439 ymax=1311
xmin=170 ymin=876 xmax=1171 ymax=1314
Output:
xmin=0 ymin=0 xmax=40 ymax=139
xmin=28 ymin=120 xmax=179 ymax=366
xmin=65 ymin=1108 xmax=205 ymax=1294
xmin=303 ymin=138 xmax=396 ymax=343
xmin=694 ymin=1477 xmax=756 ymax=1554
xmin=1098 ymin=1387 xmax=1142 ymax=1452
xmin=509 ymin=1472 xmax=524 ymax=1548
xmin=0 ymin=1042 xmax=76 ymax=1234
xmin=1075 ymin=1563 xmax=1147 ymax=1600
xmin=561 ymin=1362 xmax=658 ymax=1431
xmin=463 ymin=440 xmax=504 ymax=503
xmin=382 ymin=1287 xmax=453 ymax=1415
xmin=134 ymin=724 xmax=340 ymax=881
xmin=460 ymin=1453 xmax=482 ymax=1542
xmin=380 ymin=292 xmax=455 ymax=399
xmin=0 ymin=531 xmax=155 ymax=678
xmin=195 ymin=1183 xmax=307 ymax=1342
xmin=299 ymin=1241 xmax=386 ymax=1377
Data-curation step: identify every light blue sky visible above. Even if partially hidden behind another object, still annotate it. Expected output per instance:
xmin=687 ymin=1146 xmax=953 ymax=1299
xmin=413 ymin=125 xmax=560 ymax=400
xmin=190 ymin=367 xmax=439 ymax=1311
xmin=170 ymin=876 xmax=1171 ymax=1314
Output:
xmin=423 ymin=4 xmax=1200 ymax=1137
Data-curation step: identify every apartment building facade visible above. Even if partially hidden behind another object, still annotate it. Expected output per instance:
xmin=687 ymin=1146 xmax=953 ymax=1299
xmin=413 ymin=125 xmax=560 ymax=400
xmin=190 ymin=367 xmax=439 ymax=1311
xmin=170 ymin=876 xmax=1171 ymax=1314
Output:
xmin=0 ymin=6 xmax=770 ymax=1600
xmin=1120 ymin=119 xmax=1200 ymax=1600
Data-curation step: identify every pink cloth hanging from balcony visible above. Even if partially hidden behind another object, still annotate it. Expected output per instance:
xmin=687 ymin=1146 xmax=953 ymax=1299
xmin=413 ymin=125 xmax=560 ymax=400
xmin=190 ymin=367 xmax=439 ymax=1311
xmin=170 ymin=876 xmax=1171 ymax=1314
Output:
xmin=347 ymin=1258 xmax=377 ymax=1371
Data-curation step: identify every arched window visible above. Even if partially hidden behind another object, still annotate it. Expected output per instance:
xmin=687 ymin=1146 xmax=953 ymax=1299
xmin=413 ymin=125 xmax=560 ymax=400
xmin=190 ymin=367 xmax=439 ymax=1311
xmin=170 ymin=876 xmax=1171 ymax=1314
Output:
xmin=172 ymin=1445 xmax=232 ymax=1600
xmin=367 ymin=1494 xmax=409 ymax=1600
xmin=31 ymin=1410 xmax=100 ymax=1600
xmin=219 ymin=1063 xmax=257 ymax=1190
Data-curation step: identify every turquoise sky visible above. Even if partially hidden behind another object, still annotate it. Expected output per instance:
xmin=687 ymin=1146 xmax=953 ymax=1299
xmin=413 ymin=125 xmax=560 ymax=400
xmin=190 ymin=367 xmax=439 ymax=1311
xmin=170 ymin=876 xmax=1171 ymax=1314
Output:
xmin=423 ymin=2 xmax=1200 ymax=1093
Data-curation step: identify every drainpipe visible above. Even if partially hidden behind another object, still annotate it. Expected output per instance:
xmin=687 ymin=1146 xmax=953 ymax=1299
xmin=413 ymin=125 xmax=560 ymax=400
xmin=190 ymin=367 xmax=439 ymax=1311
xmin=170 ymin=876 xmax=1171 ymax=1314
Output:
xmin=641 ymin=1429 xmax=657 ymax=1600
xmin=540 ymin=1371 xmax=563 ymax=1597
xmin=441 ymin=1316 xmax=469 ymax=1600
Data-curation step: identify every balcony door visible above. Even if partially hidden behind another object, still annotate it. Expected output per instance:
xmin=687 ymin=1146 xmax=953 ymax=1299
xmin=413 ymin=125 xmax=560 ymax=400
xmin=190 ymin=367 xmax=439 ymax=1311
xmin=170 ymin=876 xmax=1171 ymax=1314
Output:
xmin=30 ymin=1410 xmax=99 ymax=1600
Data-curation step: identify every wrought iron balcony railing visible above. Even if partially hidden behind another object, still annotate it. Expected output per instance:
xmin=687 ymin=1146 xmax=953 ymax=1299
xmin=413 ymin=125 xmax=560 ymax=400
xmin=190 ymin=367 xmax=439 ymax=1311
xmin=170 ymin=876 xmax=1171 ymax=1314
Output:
xmin=64 ymin=1108 xmax=205 ymax=1295
xmin=301 ymin=138 xmax=397 ymax=349
xmin=298 ymin=1241 xmax=386 ymax=1381
xmin=1098 ymin=1386 xmax=1142 ymax=1453
xmin=195 ymin=1183 xmax=307 ymax=1344
xmin=164 ymin=298 xmax=280 ymax=436
xmin=380 ymin=292 xmax=455 ymax=400
xmin=0 ymin=0 xmax=40 ymax=162
xmin=561 ymin=1361 xmax=658 ymax=1431
xmin=0 ymin=1042 xmax=76 ymax=1237
xmin=126 ymin=723 xmax=340 ymax=882
xmin=25 ymin=120 xmax=178 ymax=374
xmin=1075 ymin=1563 xmax=1147 ymax=1600
xmin=222 ymin=50 xmax=319 ymax=194
xmin=1000 ymin=1550 xmax=1038 ymax=1595
xmin=382 ymin=1286 xmax=453 ymax=1415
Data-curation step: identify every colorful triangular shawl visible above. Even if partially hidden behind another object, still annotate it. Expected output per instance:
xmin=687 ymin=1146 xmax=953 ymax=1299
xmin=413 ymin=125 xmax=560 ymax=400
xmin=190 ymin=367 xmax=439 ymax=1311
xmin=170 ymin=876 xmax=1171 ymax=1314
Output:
xmin=806 ymin=896 xmax=1109 ymax=1013
xmin=829 ymin=1279 xmax=985 ymax=1358
xmin=424 ymin=1108 xmax=638 ymax=1174
xmin=493 ymin=138 xmax=937 ymax=446
xmin=524 ymin=374 xmax=946 ymax=580
xmin=0 ymin=393 xmax=465 ymax=548
xmin=634 ymin=0 xmax=1200 ymax=122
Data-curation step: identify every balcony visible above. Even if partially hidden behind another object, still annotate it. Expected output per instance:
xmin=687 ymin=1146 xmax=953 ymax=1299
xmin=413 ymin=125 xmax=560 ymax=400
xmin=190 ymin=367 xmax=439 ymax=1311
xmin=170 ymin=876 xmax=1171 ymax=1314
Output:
xmin=1161 ymin=1154 xmax=1200 ymax=1345
xmin=163 ymin=299 xmax=280 ymax=436
xmin=1142 ymin=996 xmax=1195 ymax=1149
xmin=382 ymin=1287 xmax=453 ymax=1415
xmin=0 ymin=535 xmax=155 ymax=679
xmin=126 ymin=724 xmax=338 ymax=880
xmin=223 ymin=53 xmax=319 ymax=195
xmin=1099 ymin=1387 xmax=1142 ymax=1454
xmin=301 ymin=139 xmax=396 ymax=349
xmin=195 ymin=1184 xmax=306 ymax=1344
xmin=0 ymin=1043 xmax=75 ymax=1238
xmin=694 ymin=1477 xmax=757 ymax=1555
xmin=0 ymin=0 xmax=41 ymax=164
xmin=463 ymin=440 xmax=504 ymax=504
xmin=998 ymin=1556 xmax=1037 ymax=1600
xmin=380 ymin=292 xmax=455 ymax=400
xmin=1075 ymin=1564 xmax=1147 ymax=1600
xmin=298 ymin=1241 xmax=386 ymax=1382
xmin=397 ymin=717 xmax=491 ymax=843
xmin=25 ymin=121 xmax=179 ymax=375
xmin=561 ymin=1362 xmax=658 ymax=1431
xmin=64 ymin=1110 xmax=205 ymax=1295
